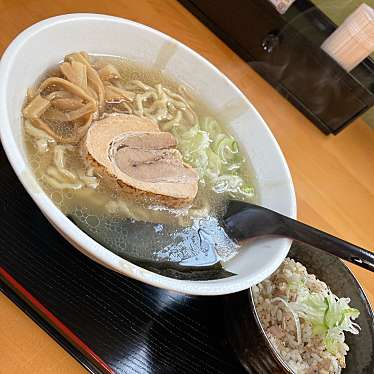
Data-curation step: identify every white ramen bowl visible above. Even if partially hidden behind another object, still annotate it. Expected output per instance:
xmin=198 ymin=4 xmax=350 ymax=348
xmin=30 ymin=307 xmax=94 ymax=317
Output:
xmin=0 ymin=14 xmax=296 ymax=296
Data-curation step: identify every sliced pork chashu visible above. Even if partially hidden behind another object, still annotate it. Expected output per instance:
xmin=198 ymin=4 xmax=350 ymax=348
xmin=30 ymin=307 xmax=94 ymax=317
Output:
xmin=84 ymin=114 xmax=198 ymax=207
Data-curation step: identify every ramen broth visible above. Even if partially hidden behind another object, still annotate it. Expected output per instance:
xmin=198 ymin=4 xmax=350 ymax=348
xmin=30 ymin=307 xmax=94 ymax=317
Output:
xmin=23 ymin=54 xmax=256 ymax=275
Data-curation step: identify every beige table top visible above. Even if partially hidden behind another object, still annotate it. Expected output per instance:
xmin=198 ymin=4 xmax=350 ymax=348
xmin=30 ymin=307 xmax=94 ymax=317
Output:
xmin=0 ymin=1 xmax=373 ymax=373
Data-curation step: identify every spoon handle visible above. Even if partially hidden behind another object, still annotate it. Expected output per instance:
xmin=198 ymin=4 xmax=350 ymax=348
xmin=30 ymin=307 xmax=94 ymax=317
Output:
xmin=281 ymin=216 xmax=374 ymax=272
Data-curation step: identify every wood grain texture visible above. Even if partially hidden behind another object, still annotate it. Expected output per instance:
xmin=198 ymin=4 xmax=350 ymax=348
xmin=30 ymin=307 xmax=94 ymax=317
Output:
xmin=0 ymin=293 xmax=85 ymax=374
xmin=0 ymin=0 xmax=373 ymax=373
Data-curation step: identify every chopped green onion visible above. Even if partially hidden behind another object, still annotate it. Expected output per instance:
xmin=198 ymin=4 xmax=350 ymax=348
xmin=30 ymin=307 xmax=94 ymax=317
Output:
xmin=172 ymin=116 xmax=254 ymax=201
xmin=290 ymin=291 xmax=360 ymax=354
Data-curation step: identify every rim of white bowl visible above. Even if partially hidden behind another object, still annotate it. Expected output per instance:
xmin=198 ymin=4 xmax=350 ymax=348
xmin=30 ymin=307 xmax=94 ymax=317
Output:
xmin=0 ymin=13 xmax=296 ymax=296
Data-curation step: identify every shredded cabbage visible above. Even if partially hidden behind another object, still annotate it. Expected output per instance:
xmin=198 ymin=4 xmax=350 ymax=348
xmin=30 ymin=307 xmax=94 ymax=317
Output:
xmin=173 ymin=116 xmax=254 ymax=201
xmin=290 ymin=292 xmax=360 ymax=353
xmin=271 ymin=297 xmax=302 ymax=345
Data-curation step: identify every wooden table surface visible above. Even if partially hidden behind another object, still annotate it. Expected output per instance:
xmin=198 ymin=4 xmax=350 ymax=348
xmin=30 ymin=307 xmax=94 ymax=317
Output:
xmin=0 ymin=0 xmax=373 ymax=373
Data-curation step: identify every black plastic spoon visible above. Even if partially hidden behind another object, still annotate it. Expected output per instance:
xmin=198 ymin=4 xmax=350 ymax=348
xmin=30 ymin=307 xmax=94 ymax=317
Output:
xmin=223 ymin=201 xmax=374 ymax=272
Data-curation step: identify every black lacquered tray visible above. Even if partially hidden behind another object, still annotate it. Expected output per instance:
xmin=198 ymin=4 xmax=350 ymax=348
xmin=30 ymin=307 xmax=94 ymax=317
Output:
xmin=0 ymin=144 xmax=247 ymax=374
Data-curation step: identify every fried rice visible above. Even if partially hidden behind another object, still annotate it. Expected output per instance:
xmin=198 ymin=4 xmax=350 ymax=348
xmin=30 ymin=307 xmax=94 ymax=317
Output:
xmin=252 ymin=258 xmax=360 ymax=374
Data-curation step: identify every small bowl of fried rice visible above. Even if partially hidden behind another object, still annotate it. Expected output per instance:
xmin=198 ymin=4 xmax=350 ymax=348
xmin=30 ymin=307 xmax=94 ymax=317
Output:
xmin=224 ymin=242 xmax=374 ymax=374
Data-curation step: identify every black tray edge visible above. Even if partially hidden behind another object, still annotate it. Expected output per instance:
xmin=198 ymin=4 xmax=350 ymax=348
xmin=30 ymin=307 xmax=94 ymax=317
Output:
xmin=0 ymin=267 xmax=111 ymax=374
